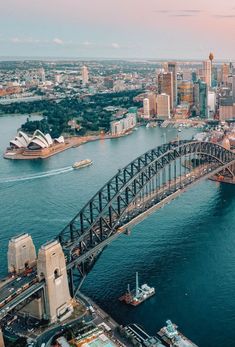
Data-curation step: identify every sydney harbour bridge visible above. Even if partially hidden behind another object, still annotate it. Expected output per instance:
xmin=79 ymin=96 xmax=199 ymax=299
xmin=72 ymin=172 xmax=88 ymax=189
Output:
xmin=0 ymin=139 xmax=235 ymax=324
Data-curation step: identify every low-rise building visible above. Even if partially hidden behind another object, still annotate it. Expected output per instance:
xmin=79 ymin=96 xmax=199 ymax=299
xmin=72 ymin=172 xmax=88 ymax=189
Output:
xmin=111 ymin=113 xmax=137 ymax=136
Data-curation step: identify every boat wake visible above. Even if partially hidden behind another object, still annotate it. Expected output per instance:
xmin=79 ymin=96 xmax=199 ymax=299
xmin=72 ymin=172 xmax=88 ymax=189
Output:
xmin=0 ymin=166 xmax=73 ymax=184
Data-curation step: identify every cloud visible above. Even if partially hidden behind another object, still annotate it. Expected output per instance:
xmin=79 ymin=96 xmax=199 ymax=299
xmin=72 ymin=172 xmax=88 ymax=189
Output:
xmin=111 ymin=42 xmax=120 ymax=49
xmin=155 ymin=9 xmax=201 ymax=16
xmin=213 ymin=14 xmax=235 ymax=18
xmin=83 ymin=41 xmax=92 ymax=46
xmin=10 ymin=37 xmax=42 ymax=44
xmin=180 ymin=10 xmax=201 ymax=13
xmin=170 ymin=14 xmax=196 ymax=17
xmin=53 ymin=37 xmax=64 ymax=45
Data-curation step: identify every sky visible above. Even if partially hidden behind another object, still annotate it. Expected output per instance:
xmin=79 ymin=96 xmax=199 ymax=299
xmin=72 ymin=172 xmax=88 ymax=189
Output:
xmin=0 ymin=0 xmax=235 ymax=60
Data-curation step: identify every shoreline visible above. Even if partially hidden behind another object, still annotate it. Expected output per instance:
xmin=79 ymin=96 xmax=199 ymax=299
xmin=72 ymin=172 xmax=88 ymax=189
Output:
xmin=3 ymin=130 xmax=133 ymax=160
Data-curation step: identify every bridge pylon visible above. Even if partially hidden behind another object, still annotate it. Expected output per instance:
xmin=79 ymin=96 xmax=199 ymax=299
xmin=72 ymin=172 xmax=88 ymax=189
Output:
xmin=0 ymin=329 xmax=5 ymax=347
xmin=7 ymin=233 xmax=36 ymax=274
xmin=37 ymin=240 xmax=73 ymax=323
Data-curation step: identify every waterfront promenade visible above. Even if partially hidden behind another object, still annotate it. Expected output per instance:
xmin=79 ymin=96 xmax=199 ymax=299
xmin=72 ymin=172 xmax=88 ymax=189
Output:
xmin=3 ymin=131 xmax=133 ymax=160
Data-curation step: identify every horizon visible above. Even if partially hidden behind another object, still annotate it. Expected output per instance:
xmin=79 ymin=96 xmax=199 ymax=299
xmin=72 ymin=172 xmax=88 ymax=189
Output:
xmin=0 ymin=56 xmax=234 ymax=63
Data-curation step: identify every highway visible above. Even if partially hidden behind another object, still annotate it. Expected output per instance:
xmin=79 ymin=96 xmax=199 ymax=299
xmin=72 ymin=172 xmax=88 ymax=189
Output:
xmin=0 ymin=272 xmax=44 ymax=319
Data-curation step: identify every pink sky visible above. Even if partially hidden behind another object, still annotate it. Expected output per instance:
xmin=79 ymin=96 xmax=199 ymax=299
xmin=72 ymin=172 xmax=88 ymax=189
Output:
xmin=0 ymin=0 xmax=235 ymax=58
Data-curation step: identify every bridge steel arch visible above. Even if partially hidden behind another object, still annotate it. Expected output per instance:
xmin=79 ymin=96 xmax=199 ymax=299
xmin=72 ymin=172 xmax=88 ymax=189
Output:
xmin=57 ymin=140 xmax=235 ymax=295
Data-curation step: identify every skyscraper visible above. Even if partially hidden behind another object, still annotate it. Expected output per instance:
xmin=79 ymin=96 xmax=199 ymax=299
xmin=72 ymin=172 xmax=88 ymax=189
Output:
xmin=194 ymin=80 xmax=208 ymax=118
xmin=81 ymin=65 xmax=89 ymax=85
xmin=147 ymin=92 xmax=157 ymax=115
xmin=232 ymin=76 xmax=235 ymax=102
xmin=158 ymin=72 xmax=173 ymax=110
xmin=203 ymin=60 xmax=211 ymax=87
xmin=38 ymin=68 xmax=45 ymax=83
xmin=167 ymin=62 xmax=177 ymax=107
xmin=143 ymin=98 xmax=150 ymax=118
xmin=156 ymin=94 xmax=170 ymax=119
xmin=178 ymin=81 xmax=194 ymax=105
xmin=221 ymin=63 xmax=229 ymax=85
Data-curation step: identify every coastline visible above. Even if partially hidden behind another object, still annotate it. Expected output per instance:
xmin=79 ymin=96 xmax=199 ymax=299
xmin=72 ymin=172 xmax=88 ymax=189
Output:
xmin=3 ymin=130 xmax=133 ymax=160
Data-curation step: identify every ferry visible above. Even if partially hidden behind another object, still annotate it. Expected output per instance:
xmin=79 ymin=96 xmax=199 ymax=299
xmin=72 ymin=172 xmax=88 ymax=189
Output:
xmin=119 ymin=272 xmax=155 ymax=306
xmin=157 ymin=320 xmax=198 ymax=347
xmin=72 ymin=159 xmax=92 ymax=169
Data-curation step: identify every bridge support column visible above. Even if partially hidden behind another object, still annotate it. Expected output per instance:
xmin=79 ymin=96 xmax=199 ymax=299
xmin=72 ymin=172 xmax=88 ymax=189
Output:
xmin=0 ymin=329 xmax=5 ymax=347
xmin=7 ymin=233 xmax=36 ymax=274
xmin=37 ymin=240 xmax=73 ymax=323
xmin=20 ymin=296 xmax=45 ymax=320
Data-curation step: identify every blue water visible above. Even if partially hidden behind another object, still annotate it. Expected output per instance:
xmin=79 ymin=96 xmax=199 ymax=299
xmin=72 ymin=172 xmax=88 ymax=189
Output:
xmin=0 ymin=115 xmax=235 ymax=347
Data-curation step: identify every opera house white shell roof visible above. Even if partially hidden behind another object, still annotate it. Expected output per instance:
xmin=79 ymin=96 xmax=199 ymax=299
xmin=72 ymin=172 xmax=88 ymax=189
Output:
xmin=10 ymin=130 xmax=64 ymax=150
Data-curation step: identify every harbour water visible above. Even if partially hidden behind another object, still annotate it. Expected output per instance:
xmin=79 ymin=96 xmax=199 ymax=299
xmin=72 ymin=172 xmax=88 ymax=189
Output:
xmin=1 ymin=115 xmax=235 ymax=347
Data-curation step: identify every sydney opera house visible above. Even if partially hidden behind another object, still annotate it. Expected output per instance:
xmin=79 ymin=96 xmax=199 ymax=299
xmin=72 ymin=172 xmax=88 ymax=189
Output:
xmin=5 ymin=130 xmax=67 ymax=159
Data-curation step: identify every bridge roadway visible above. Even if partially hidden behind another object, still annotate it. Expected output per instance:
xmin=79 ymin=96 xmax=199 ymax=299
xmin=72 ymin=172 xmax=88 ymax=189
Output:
xmin=0 ymin=271 xmax=44 ymax=319
xmin=65 ymin=160 xmax=224 ymax=270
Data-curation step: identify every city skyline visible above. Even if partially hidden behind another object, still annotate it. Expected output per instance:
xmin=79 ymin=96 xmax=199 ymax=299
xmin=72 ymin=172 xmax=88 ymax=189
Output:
xmin=1 ymin=0 xmax=235 ymax=59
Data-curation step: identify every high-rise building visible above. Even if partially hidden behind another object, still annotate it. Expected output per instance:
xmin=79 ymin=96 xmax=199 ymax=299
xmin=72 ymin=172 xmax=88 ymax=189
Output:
xmin=156 ymin=93 xmax=170 ymax=119
xmin=203 ymin=60 xmax=211 ymax=87
xmin=178 ymin=81 xmax=194 ymax=105
xmin=158 ymin=72 xmax=173 ymax=110
xmin=147 ymin=92 xmax=157 ymax=115
xmin=229 ymin=61 xmax=233 ymax=75
xmin=211 ymin=66 xmax=218 ymax=87
xmin=221 ymin=63 xmax=229 ymax=85
xmin=167 ymin=62 xmax=177 ymax=107
xmin=38 ymin=68 xmax=45 ymax=83
xmin=81 ymin=65 xmax=89 ymax=85
xmin=194 ymin=80 xmax=208 ymax=118
xmin=192 ymin=72 xmax=197 ymax=83
xmin=143 ymin=98 xmax=150 ymax=118
xmin=162 ymin=62 xmax=168 ymax=72
xmin=207 ymin=90 xmax=216 ymax=118
xmin=232 ymin=76 xmax=235 ymax=102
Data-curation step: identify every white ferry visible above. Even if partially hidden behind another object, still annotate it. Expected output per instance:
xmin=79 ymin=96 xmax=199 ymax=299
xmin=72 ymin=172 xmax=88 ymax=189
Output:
xmin=72 ymin=159 xmax=92 ymax=169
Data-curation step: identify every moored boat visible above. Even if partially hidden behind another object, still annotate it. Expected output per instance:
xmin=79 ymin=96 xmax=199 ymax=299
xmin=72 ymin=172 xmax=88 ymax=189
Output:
xmin=119 ymin=272 xmax=155 ymax=306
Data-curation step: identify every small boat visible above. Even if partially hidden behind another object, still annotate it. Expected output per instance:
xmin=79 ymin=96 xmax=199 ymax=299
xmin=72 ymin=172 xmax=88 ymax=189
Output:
xmin=119 ymin=272 xmax=155 ymax=306
xmin=72 ymin=159 xmax=92 ymax=169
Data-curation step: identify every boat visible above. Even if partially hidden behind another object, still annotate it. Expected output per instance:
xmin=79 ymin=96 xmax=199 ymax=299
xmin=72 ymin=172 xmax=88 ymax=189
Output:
xmin=157 ymin=320 xmax=198 ymax=347
xmin=119 ymin=272 xmax=155 ymax=306
xmin=72 ymin=159 xmax=92 ymax=169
